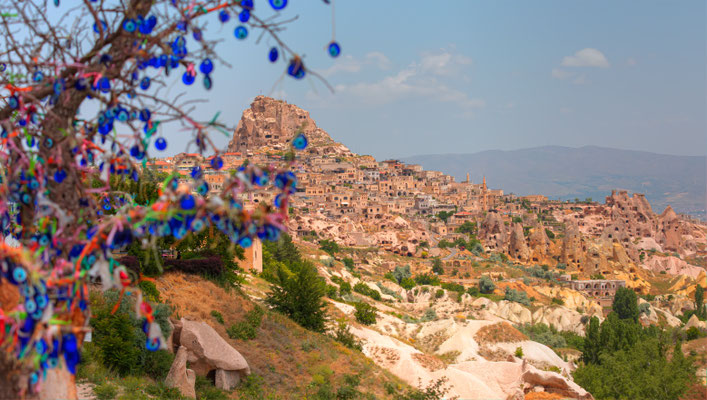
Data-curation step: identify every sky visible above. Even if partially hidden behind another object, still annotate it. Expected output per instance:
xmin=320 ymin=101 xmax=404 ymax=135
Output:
xmin=70 ymin=1 xmax=707 ymax=160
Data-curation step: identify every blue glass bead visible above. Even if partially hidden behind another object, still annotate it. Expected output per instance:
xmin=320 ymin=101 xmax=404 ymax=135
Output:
xmin=328 ymin=41 xmax=341 ymax=58
xmin=155 ymin=137 xmax=167 ymax=151
xmin=274 ymin=193 xmax=284 ymax=208
xmin=30 ymin=372 xmax=39 ymax=385
xmin=287 ymin=60 xmax=305 ymax=79
xmin=13 ymin=267 xmax=27 ymax=283
xmin=147 ymin=15 xmax=157 ymax=29
xmin=210 ymin=156 xmax=223 ymax=170
xmin=269 ymin=0 xmax=287 ymax=10
xmin=242 ymin=0 xmax=254 ymax=9
xmin=191 ymin=166 xmax=202 ymax=179
xmin=234 ymin=26 xmax=248 ymax=40
xmin=239 ymin=10 xmax=250 ymax=22
xmin=93 ymin=20 xmax=107 ymax=33
xmin=192 ymin=218 xmax=205 ymax=232
xmin=123 ymin=19 xmax=137 ymax=32
xmin=182 ymin=71 xmax=195 ymax=85
xmin=146 ymin=337 xmax=160 ymax=351
xmin=54 ymin=79 xmax=65 ymax=94
xmin=35 ymin=339 xmax=47 ymax=355
xmin=180 ymin=195 xmax=195 ymax=210
xmin=25 ymin=299 xmax=37 ymax=314
xmin=203 ymin=75 xmax=212 ymax=90
xmin=140 ymin=77 xmax=151 ymax=90
xmin=139 ymin=108 xmax=151 ymax=121
xmin=130 ymin=145 xmax=141 ymax=158
xmin=199 ymin=59 xmax=213 ymax=74
xmin=269 ymin=47 xmax=279 ymax=63
xmin=239 ymin=236 xmax=252 ymax=248
xmin=197 ymin=182 xmax=209 ymax=196
xmin=193 ymin=28 xmax=202 ymax=41
xmin=177 ymin=20 xmax=187 ymax=31
xmin=54 ymin=169 xmax=66 ymax=183
xmin=98 ymin=122 xmax=113 ymax=135
xmin=33 ymin=70 xmax=44 ymax=82
xmin=98 ymin=77 xmax=111 ymax=92
xmin=0 ymin=63 xmax=5 ymax=71
xmin=116 ymin=108 xmax=129 ymax=122
xmin=8 ymin=96 xmax=18 ymax=109
xmin=219 ymin=10 xmax=230 ymax=23
xmin=293 ymin=133 xmax=308 ymax=150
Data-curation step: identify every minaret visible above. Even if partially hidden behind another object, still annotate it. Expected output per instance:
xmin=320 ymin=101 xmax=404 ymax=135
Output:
xmin=466 ymin=172 xmax=470 ymax=183
xmin=482 ymin=176 xmax=487 ymax=191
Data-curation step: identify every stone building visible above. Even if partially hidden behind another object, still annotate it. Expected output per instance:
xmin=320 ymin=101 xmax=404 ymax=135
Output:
xmin=569 ymin=279 xmax=626 ymax=299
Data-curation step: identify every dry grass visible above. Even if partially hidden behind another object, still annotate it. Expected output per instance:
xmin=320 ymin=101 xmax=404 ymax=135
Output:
xmin=155 ymin=271 xmax=406 ymax=398
xmin=525 ymin=392 xmax=569 ymax=400
xmin=475 ymin=322 xmax=528 ymax=344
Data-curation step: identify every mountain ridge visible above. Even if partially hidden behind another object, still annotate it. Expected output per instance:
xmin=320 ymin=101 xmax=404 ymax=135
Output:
xmin=402 ymin=145 xmax=706 ymax=218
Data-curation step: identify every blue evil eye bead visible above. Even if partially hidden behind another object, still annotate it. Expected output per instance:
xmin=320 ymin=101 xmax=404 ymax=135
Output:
xmin=274 ymin=193 xmax=285 ymax=208
xmin=190 ymin=166 xmax=202 ymax=179
xmin=13 ymin=267 xmax=27 ymax=283
xmin=176 ymin=20 xmax=187 ymax=32
xmin=155 ymin=137 xmax=167 ymax=151
xmin=75 ymin=77 xmax=88 ymax=91
xmin=239 ymin=236 xmax=253 ymax=248
xmin=269 ymin=0 xmax=287 ymax=10
xmin=239 ymin=10 xmax=250 ymax=23
xmin=25 ymin=298 xmax=37 ymax=314
xmin=98 ymin=77 xmax=111 ymax=92
xmin=182 ymin=71 xmax=195 ymax=85
xmin=35 ymin=339 xmax=47 ymax=355
xmin=140 ymin=77 xmax=151 ymax=90
xmin=139 ymin=108 xmax=151 ymax=122
xmin=146 ymin=337 xmax=160 ymax=351
xmin=54 ymin=79 xmax=65 ymax=94
xmin=287 ymin=59 xmax=305 ymax=79
xmin=147 ymin=15 xmax=157 ymax=29
xmin=234 ymin=26 xmax=248 ymax=40
xmin=123 ymin=19 xmax=137 ymax=32
xmin=292 ymin=133 xmax=308 ymax=150
xmin=36 ymin=294 xmax=48 ymax=309
xmin=328 ymin=41 xmax=341 ymax=58
xmin=192 ymin=218 xmax=206 ymax=232
xmin=44 ymin=137 xmax=54 ymax=148
xmin=203 ymin=75 xmax=212 ymax=90
xmin=32 ymin=70 xmax=44 ymax=82
xmin=242 ymin=0 xmax=254 ymax=10
xmin=93 ymin=20 xmax=107 ymax=33
xmin=218 ymin=10 xmax=230 ymax=23
xmin=8 ymin=95 xmax=19 ymax=109
xmin=193 ymin=28 xmax=202 ymax=41
xmin=269 ymin=47 xmax=279 ymax=63
xmin=210 ymin=156 xmax=223 ymax=170
xmin=130 ymin=144 xmax=142 ymax=158
xmin=116 ymin=108 xmax=129 ymax=122
xmin=196 ymin=182 xmax=209 ymax=196
xmin=0 ymin=63 xmax=5 ymax=72
xmin=30 ymin=372 xmax=39 ymax=385
xmin=98 ymin=122 xmax=113 ymax=135
xmin=199 ymin=59 xmax=213 ymax=74
xmin=180 ymin=195 xmax=195 ymax=210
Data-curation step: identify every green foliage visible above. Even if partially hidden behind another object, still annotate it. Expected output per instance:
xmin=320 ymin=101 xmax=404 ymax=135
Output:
xmin=319 ymin=239 xmax=340 ymax=256
xmin=456 ymin=221 xmax=478 ymax=235
xmin=612 ymin=287 xmax=639 ymax=322
xmin=210 ymin=310 xmax=224 ymax=325
xmin=94 ymin=383 xmax=118 ymax=400
xmin=173 ymin=228 xmax=245 ymax=289
xmin=400 ymin=277 xmax=416 ymax=290
xmin=441 ymin=282 xmax=465 ymax=294
xmin=512 ymin=216 xmax=523 ymax=223
xmin=228 ymin=305 xmax=264 ymax=340
xmin=435 ymin=211 xmax=454 ymax=223
xmin=686 ymin=326 xmax=702 ymax=341
xmin=590 ymin=273 xmax=606 ymax=280
xmin=138 ymin=280 xmax=161 ymax=302
xmin=89 ymin=290 xmax=173 ymax=379
xmin=434 ymin=289 xmax=445 ymax=299
xmin=573 ymin=338 xmax=696 ymax=400
xmin=514 ymin=346 xmax=524 ymax=358
xmin=414 ymin=273 xmax=440 ymax=286
xmin=353 ymin=282 xmax=382 ymax=301
xmin=392 ymin=265 xmax=412 ymax=284
xmin=332 ymin=319 xmax=363 ymax=351
xmin=431 ymin=258 xmax=444 ymax=275
xmin=342 ymin=257 xmax=355 ymax=270
xmin=377 ymin=282 xmax=402 ymax=300
xmin=479 ymin=276 xmax=496 ymax=294
xmin=551 ymin=297 xmax=565 ymax=306
xmin=354 ymin=302 xmax=377 ymax=325
xmin=326 ymin=284 xmax=338 ymax=298
xmin=544 ymin=228 xmax=555 ymax=239
xmin=695 ymin=285 xmax=706 ymax=320
xmin=504 ymin=288 xmax=531 ymax=306
xmin=437 ymin=239 xmax=453 ymax=249
xmin=420 ymin=308 xmax=438 ymax=322
xmin=266 ymin=260 xmax=327 ymax=332
xmin=517 ymin=323 xmax=584 ymax=350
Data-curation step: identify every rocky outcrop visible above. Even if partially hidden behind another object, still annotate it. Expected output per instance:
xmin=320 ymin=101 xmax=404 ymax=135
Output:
xmin=165 ymin=346 xmax=196 ymax=398
xmin=173 ymin=319 xmax=250 ymax=386
xmin=227 ymin=96 xmax=342 ymax=154
xmin=480 ymin=212 xmax=509 ymax=252
xmin=509 ymin=223 xmax=530 ymax=261
xmin=561 ymin=224 xmax=585 ymax=267
xmin=515 ymin=361 xmax=594 ymax=400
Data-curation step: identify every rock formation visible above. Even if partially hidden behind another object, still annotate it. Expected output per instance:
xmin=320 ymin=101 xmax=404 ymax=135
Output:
xmin=509 ymin=223 xmax=530 ymax=261
xmin=165 ymin=346 xmax=196 ymax=398
xmin=479 ymin=211 xmax=509 ymax=252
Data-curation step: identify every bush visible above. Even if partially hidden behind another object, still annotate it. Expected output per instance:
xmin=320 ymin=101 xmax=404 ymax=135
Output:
xmin=392 ymin=265 xmax=412 ymax=284
xmin=210 ymin=310 xmax=224 ymax=324
xmin=138 ymin=280 xmax=161 ymax=303
xmin=414 ymin=273 xmax=440 ymax=286
xmin=94 ymin=383 xmax=118 ymax=400
xmin=353 ymin=282 xmax=382 ymax=301
xmin=326 ymin=284 xmax=338 ymax=298
xmin=431 ymin=258 xmax=444 ymax=275
xmin=319 ymin=239 xmax=340 ymax=256
xmin=354 ymin=302 xmax=377 ymax=325
xmin=504 ymin=288 xmax=531 ymax=306
xmin=227 ymin=322 xmax=257 ymax=340
xmin=686 ymin=326 xmax=701 ymax=341
xmin=441 ymin=282 xmax=465 ymax=294
xmin=163 ymin=256 xmax=224 ymax=277
xmin=435 ymin=289 xmax=445 ymax=299
xmin=467 ymin=286 xmax=480 ymax=297
xmin=515 ymin=347 xmax=524 ymax=358
xmin=332 ymin=319 xmax=362 ymax=351
xmin=551 ymin=297 xmax=565 ymax=306
xmin=343 ymin=257 xmax=355 ymax=270
xmin=479 ymin=276 xmax=496 ymax=294
xmin=400 ymin=277 xmax=416 ymax=290
xmin=420 ymin=308 xmax=437 ymax=322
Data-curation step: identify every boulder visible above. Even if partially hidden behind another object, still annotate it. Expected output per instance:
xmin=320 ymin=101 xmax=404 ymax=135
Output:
xmin=519 ymin=361 xmax=594 ymax=400
xmin=177 ymin=318 xmax=251 ymax=378
xmin=685 ymin=314 xmax=706 ymax=330
xmin=165 ymin=346 xmax=196 ymax=399
xmin=215 ymin=369 xmax=241 ymax=390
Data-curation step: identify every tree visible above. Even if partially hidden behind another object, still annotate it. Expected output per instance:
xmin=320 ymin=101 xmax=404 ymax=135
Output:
xmin=431 ymin=258 xmax=444 ymax=275
xmin=582 ymin=316 xmax=601 ymax=364
xmin=695 ymin=285 xmax=705 ymax=319
xmin=479 ymin=276 xmax=496 ymax=294
xmin=392 ymin=265 xmax=412 ymax=284
xmin=456 ymin=221 xmax=477 ymax=236
xmin=0 ymin=1 xmax=339 ymax=395
xmin=266 ymin=260 xmax=328 ymax=332
xmin=435 ymin=211 xmax=454 ymax=223
xmin=612 ymin=287 xmax=640 ymax=322
xmin=319 ymin=239 xmax=340 ymax=256
xmin=354 ymin=302 xmax=377 ymax=325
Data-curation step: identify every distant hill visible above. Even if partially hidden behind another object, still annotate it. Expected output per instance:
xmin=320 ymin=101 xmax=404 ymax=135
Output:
xmin=402 ymin=146 xmax=706 ymax=218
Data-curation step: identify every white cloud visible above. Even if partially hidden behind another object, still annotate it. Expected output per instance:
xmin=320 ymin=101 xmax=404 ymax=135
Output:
xmin=311 ymin=48 xmax=484 ymax=115
xmin=552 ymin=68 xmax=573 ymax=80
xmin=560 ymin=48 xmax=609 ymax=68
xmin=320 ymin=52 xmax=391 ymax=78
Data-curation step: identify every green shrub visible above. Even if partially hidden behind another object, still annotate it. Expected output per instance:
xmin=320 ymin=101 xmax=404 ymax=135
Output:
xmin=326 ymin=284 xmax=338 ymax=298
xmin=210 ymin=310 xmax=224 ymax=324
xmin=332 ymin=319 xmax=362 ymax=351
xmin=227 ymin=322 xmax=257 ymax=340
xmin=266 ymin=260 xmax=327 ymax=332
xmin=504 ymin=288 xmax=531 ymax=306
xmin=343 ymin=257 xmax=355 ymax=270
xmin=551 ymin=297 xmax=565 ymax=306
xmin=94 ymin=383 xmax=118 ymax=400
xmin=479 ymin=276 xmax=495 ymax=294
xmin=435 ymin=289 xmax=445 ymax=299
xmin=515 ymin=346 xmax=524 ymax=358
xmin=339 ymin=281 xmax=352 ymax=295
xmin=420 ymin=308 xmax=437 ymax=322
xmin=414 ymin=273 xmax=440 ymax=286
xmin=138 ymin=280 xmax=161 ymax=302
xmin=319 ymin=239 xmax=340 ymax=256
xmin=354 ymin=302 xmax=377 ymax=325
xmin=441 ymin=282 xmax=465 ymax=294
xmin=686 ymin=326 xmax=701 ymax=341
xmin=400 ymin=277 xmax=416 ymax=290
xmin=353 ymin=282 xmax=382 ymax=301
